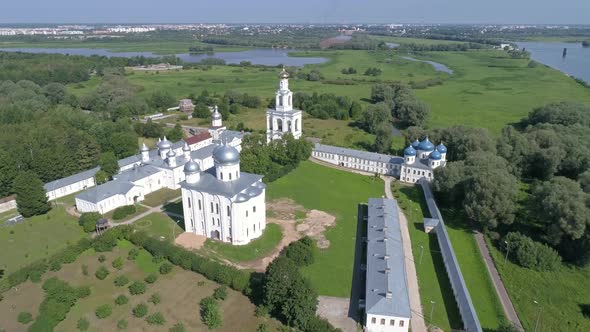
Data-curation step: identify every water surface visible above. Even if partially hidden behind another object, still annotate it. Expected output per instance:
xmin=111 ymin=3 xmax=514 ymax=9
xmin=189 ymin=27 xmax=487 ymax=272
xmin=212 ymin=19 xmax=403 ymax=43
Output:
xmin=400 ymin=55 xmax=453 ymax=74
xmin=516 ymin=41 xmax=590 ymax=82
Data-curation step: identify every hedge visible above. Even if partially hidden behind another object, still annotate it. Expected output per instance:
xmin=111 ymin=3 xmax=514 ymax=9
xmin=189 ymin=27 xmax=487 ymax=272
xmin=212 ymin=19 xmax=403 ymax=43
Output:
xmin=504 ymin=232 xmax=562 ymax=271
xmin=112 ymin=205 xmax=137 ymax=220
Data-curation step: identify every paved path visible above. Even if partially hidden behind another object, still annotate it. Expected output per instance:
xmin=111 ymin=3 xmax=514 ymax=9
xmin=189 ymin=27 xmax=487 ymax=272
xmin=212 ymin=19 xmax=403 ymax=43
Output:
xmin=383 ymin=176 xmax=427 ymax=332
xmin=474 ymin=231 xmax=524 ymax=331
xmin=111 ymin=196 xmax=183 ymax=227
xmin=317 ymin=296 xmax=358 ymax=332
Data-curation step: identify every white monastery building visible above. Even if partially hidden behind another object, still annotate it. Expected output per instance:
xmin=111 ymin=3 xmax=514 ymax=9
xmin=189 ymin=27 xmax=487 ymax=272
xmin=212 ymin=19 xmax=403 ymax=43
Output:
xmin=311 ymin=137 xmax=447 ymax=184
xmin=266 ymin=68 xmax=302 ymax=143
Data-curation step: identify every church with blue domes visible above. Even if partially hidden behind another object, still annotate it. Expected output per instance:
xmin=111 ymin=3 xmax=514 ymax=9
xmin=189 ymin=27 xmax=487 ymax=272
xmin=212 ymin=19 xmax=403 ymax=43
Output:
xmin=399 ymin=137 xmax=447 ymax=183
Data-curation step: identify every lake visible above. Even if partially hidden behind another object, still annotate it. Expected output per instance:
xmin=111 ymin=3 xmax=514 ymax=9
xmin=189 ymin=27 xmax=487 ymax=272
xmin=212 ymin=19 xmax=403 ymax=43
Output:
xmin=517 ymin=41 xmax=590 ymax=82
xmin=400 ymin=56 xmax=453 ymax=74
xmin=0 ymin=47 xmax=328 ymax=67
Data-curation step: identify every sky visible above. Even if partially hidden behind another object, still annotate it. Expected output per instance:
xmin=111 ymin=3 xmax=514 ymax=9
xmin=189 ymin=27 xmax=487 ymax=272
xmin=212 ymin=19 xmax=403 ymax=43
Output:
xmin=1 ymin=0 xmax=589 ymax=24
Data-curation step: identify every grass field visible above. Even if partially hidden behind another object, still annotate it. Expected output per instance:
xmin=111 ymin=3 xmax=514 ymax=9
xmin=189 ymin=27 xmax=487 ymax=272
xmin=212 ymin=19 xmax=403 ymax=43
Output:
xmin=266 ymin=161 xmax=383 ymax=296
xmin=0 ymin=240 xmax=281 ymax=332
xmin=203 ymin=223 xmax=282 ymax=262
xmin=391 ymin=183 xmax=505 ymax=331
xmin=133 ymin=212 xmax=184 ymax=242
xmin=0 ymin=206 xmax=86 ymax=274
xmin=488 ymin=238 xmax=590 ymax=332
xmin=141 ymin=188 xmax=181 ymax=207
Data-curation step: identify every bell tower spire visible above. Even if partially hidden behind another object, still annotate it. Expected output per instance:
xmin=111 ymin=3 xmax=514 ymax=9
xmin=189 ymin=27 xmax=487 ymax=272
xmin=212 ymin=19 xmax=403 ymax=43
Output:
xmin=266 ymin=67 xmax=303 ymax=143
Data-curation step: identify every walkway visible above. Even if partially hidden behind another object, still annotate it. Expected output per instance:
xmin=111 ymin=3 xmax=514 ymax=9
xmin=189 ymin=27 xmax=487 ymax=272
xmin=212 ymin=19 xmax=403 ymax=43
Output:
xmin=110 ymin=196 xmax=183 ymax=227
xmin=383 ymin=176 xmax=427 ymax=332
xmin=474 ymin=232 xmax=524 ymax=330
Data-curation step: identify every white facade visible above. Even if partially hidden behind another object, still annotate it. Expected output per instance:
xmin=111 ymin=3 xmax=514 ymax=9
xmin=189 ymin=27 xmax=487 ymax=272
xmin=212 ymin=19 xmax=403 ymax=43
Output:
xmin=366 ymin=314 xmax=409 ymax=332
xmin=266 ymin=68 xmax=303 ymax=143
xmin=76 ymin=184 xmax=144 ymax=215
xmin=46 ymin=176 xmax=96 ymax=201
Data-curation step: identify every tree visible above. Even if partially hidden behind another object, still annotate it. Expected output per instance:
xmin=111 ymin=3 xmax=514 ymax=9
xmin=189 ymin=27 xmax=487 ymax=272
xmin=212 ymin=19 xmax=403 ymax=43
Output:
xmin=114 ymin=275 xmax=130 ymax=287
xmin=0 ymin=149 xmax=18 ymax=197
xmin=213 ymin=286 xmax=227 ymax=300
xmin=361 ymin=102 xmax=392 ymax=134
xmin=349 ymin=100 xmax=362 ymax=119
xmin=115 ymin=294 xmax=129 ymax=305
xmin=579 ymin=170 xmax=590 ymax=193
xmin=79 ymin=212 xmax=102 ymax=233
xmin=504 ymin=232 xmax=562 ymax=271
xmin=43 ymin=83 xmax=67 ymax=104
xmin=17 ymin=311 xmax=33 ymax=324
xmin=193 ymin=103 xmax=210 ymax=119
xmin=129 ymin=281 xmax=147 ymax=295
xmin=12 ymin=171 xmax=50 ymax=217
xmin=167 ymin=123 xmax=184 ymax=141
xmin=99 ymin=151 xmax=119 ymax=180
xmin=95 ymin=266 xmax=109 ymax=280
xmin=133 ymin=303 xmax=148 ymax=318
xmin=149 ymin=91 xmax=175 ymax=110
xmin=77 ymin=318 xmax=90 ymax=331
xmin=111 ymin=132 xmax=138 ymax=159
xmin=283 ymin=237 xmax=315 ymax=266
xmin=146 ymin=312 xmax=166 ymax=325
xmin=374 ymin=123 xmax=393 ymax=153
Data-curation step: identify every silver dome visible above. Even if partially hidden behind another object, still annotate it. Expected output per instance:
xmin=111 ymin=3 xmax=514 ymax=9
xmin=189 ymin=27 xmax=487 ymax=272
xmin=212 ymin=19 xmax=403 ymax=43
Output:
xmin=182 ymin=142 xmax=190 ymax=151
xmin=245 ymin=186 xmax=262 ymax=198
xmin=158 ymin=136 xmax=172 ymax=149
xmin=140 ymin=143 xmax=149 ymax=152
xmin=213 ymin=144 xmax=240 ymax=165
xmin=235 ymin=193 xmax=250 ymax=203
xmin=183 ymin=159 xmax=200 ymax=173
xmin=167 ymin=149 xmax=176 ymax=157
xmin=212 ymin=107 xmax=222 ymax=120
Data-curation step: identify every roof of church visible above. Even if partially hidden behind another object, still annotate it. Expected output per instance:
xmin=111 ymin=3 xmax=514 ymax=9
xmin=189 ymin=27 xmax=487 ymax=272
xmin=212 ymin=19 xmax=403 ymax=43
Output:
xmin=185 ymin=132 xmax=212 ymax=145
xmin=180 ymin=168 xmax=263 ymax=199
xmin=113 ymin=165 xmax=162 ymax=183
xmin=314 ymin=143 xmax=404 ymax=165
xmin=44 ymin=167 xmax=100 ymax=192
xmin=76 ymin=180 xmax=137 ymax=204
xmin=365 ymin=198 xmax=411 ymax=318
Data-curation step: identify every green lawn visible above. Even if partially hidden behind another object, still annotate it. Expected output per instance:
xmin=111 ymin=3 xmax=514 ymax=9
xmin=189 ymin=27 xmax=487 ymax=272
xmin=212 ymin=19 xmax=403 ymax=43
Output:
xmin=267 ymin=161 xmax=383 ymax=296
xmin=488 ymin=238 xmax=590 ymax=332
xmin=132 ymin=212 xmax=184 ymax=242
xmin=203 ymin=223 xmax=283 ymax=262
xmin=141 ymin=188 xmax=181 ymax=207
xmin=391 ymin=183 xmax=505 ymax=331
xmin=0 ymin=206 xmax=86 ymax=274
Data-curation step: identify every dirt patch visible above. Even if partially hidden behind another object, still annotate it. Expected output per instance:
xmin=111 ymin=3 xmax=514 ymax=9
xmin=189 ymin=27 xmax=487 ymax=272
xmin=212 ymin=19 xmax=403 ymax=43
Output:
xmin=267 ymin=198 xmax=306 ymax=220
xmin=316 ymin=296 xmax=358 ymax=332
xmin=175 ymin=232 xmax=207 ymax=250
xmin=296 ymin=210 xmax=336 ymax=249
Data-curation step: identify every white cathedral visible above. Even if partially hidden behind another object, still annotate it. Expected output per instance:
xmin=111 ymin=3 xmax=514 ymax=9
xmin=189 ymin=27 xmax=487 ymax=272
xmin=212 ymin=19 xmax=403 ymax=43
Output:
xmin=266 ymin=67 xmax=303 ymax=143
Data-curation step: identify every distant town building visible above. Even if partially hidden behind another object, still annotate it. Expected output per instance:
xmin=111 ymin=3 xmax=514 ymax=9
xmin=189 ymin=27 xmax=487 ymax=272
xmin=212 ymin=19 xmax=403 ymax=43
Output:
xmin=364 ymin=198 xmax=410 ymax=332
xmin=127 ymin=63 xmax=183 ymax=71
xmin=266 ymin=68 xmax=302 ymax=143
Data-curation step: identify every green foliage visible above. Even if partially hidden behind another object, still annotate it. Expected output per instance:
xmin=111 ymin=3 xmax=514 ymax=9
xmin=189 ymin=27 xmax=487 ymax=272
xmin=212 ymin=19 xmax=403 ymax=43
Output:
xmin=369 ymin=82 xmax=429 ymax=128
xmin=159 ymin=262 xmax=173 ymax=275
xmin=213 ymin=286 xmax=228 ymax=300
xmin=115 ymin=294 xmax=129 ymax=305
xmin=78 ymin=212 xmax=102 ymax=233
xmin=127 ymin=248 xmax=140 ymax=260
xmin=95 ymin=304 xmax=113 ymax=319
xmin=129 ymin=280 xmax=147 ymax=295
xmin=95 ymin=265 xmax=110 ymax=280
xmin=144 ymin=273 xmax=158 ymax=284
xmin=98 ymin=255 xmax=106 ymax=263
xmin=76 ymin=286 xmax=91 ymax=298
xmin=169 ymin=322 xmax=186 ymax=332
xmin=114 ymin=275 xmax=130 ymax=287
xmin=340 ymin=67 xmax=357 ymax=74
xmin=149 ymin=90 xmax=175 ymax=109
xmin=112 ymin=205 xmax=137 ymax=220
xmin=167 ymin=123 xmax=184 ymax=141
xmin=149 ymin=293 xmax=162 ymax=305
xmin=17 ymin=311 xmax=33 ymax=324
xmin=0 ymin=149 xmax=18 ymax=197
xmin=283 ymin=237 xmax=316 ymax=267
xmin=374 ymin=122 xmax=393 ymax=153
xmin=133 ymin=303 xmax=148 ymax=318
xmin=28 ymin=277 xmax=82 ymax=331
xmin=257 ymin=323 xmax=269 ymax=332
xmin=293 ymin=92 xmax=353 ymax=120
xmin=112 ymin=257 xmax=124 ymax=270
xmin=504 ymin=232 xmax=562 ymax=271
xmin=98 ymin=151 xmax=119 ymax=179
xmin=364 ymin=67 xmax=382 ymax=76
xmin=200 ymin=296 xmax=223 ymax=329
xmin=77 ymin=318 xmax=89 ymax=331
xmin=12 ymin=171 xmax=50 ymax=217
xmin=146 ymin=312 xmax=166 ymax=325
xmin=117 ymin=319 xmax=128 ymax=330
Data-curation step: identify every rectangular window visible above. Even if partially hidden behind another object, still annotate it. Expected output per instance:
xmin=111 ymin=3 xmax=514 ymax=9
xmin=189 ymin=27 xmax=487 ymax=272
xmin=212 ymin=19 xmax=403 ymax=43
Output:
xmin=371 ymin=317 xmax=376 ymax=324
xmin=210 ymin=202 xmax=214 ymax=213
xmin=216 ymin=204 xmax=219 ymax=214
xmin=212 ymin=217 xmax=214 ymax=225
xmin=390 ymin=319 xmax=395 ymax=326
xmin=246 ymin=211 xmax=249 ymax=217
xmin=253 ymin=206 xmax=256 ymax=213
xmin=229 ymin=173 xmax=232 ymax=180
xmin=198 ymin=200 xmax=202 ymax=210
xmin=254 ymin=224 xmax=256 ymax=232
xmin=227 ymin=206 xmax=231 ymax=216
xmin=380 ymin=318 xmax=385 ymax=325
xmin=217 ymin=218 xmax=219 ymax=226
xmin=247 ymin=228 xmax=249 ymax=236
xmin=399 ymin=320 xmax=404 ymax=327
xmin=188 ymin=198 xmax=191 ymax=208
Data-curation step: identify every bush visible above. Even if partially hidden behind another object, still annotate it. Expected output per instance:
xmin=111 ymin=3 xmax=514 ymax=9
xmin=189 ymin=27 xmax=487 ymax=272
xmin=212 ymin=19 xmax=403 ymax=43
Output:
xmin=133 ymin=303 xmax=148 ymax=318
xmin=159 ymin=262 xmax=173 ymax=274
xmin=257 ymin=323 xmax=269 ymax=332
xmin=98 ymin=254 xmax=106 ymax=262
xmin=127 ymin=248 xmax=139 ymax=260
xmin=117 ymin=319 xmax=128 ymax=330
xmin=28 ymin=278 xmax=82 ymax=331
xmin=200 ymin=296 xmax=222 ymax=329
xmin=169 ymin=322 xmax=186 ymax=332
xmin=17 ymin=311 xmax=33 ymax=324
xmin=79 ymin=212 xmax=101 ymax=232
xmin=283 ymin=237 xmax=315 ymax=266
xmin=76 ymin=286 xmax=91 ymax=298
xmin=129 ymin=281 xmax=147 ymax=295
xmin=95 ymin=304 xmax=113 ymax=319
xmin=77 ymin=318 xmax=89 ymax=331
xmin=146 ymin=312 xmax=166 ymax=325
xmin=115 ymin=294 xmax=129 ymax=305
xmin=112 ymin=257 xmax=124 ymax=270
xmin=145 ymin=273 xmax=158 ymax=284
xmin=213 ymin=286 xmax=227 ymax=300
xmin=255 ymin=305 xmax=269 ymax=317
xmin=504 ymin=232 xmax=562 ymax=271
xmin=149 ymin=293 xmax=161 ymax=305
xmin=114 ymin=275 xmax=130 ymax=287
xmin=112 ymin=205 xmax=137 ymax=220
xmin=95 ymin=265 xmax=109 ymax=280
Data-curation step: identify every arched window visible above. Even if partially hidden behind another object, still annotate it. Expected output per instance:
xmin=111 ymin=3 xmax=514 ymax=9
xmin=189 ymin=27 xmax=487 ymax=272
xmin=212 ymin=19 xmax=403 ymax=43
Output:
xmin=289 ymin=95 xmax=292 ymax=106
xmin=295 ymin=119 xmax=299 ymax=131
xmin=287 ymin=120 xmax=292 ymax=132
xmin=277 ymin=119 xmax=283 ymax=131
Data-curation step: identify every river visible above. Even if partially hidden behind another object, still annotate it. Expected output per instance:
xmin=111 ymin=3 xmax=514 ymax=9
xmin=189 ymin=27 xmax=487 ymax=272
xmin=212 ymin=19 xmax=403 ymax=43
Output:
xmin=399 ymin=56 xmax=453 ymax=74
xmin=0 ymin=47 xmax=328 ymax=67
xmin=516 ymin=41 xmax=590 ymax=82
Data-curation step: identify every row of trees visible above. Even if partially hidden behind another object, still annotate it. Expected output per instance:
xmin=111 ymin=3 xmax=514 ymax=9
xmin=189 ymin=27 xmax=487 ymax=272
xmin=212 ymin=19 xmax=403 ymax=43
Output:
xmin=431 ymin=102 xmax=590 ymax=267
xmin=291 ymin=92 xmax=362 ymax=120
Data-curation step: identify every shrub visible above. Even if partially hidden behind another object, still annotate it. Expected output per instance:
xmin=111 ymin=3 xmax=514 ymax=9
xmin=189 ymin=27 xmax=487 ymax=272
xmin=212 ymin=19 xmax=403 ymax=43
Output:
xmin=145 ymin=273 xmax=158 ymax=284
xmin=79 ymin=212 xmax=101 ymax=232
xmin=76 ymin=286 xmax=91 ymax=298
xmin=77 ymin=318 xmax=90 ymax=331
xmin=112 ymin=205 xmax=136 ymax=220
xmin=98 ymin=254 xmax=106 ymax=262
xmin=95 ymin=304 xmax=112 ymax=319
xmin=133 ymin=303 xmax=148 ymax=317
xmin=152 ymin=255 xmax=165 ymax=264
xmin=146 ymin=312 xmax=166 ymax=325
xmin=117 ymin=319 xmax=128 ymax=330
xmin=95 ymin=265 xmax=109 ymax=280
xmin=127 ymin=248 xmax=139 ymax=260
xmin=159 ymin=262 xmax=173 ymax=274
xmin=213 ymin=286 xmax=227 ymax=301
xmin=115 ymin=294 xmax=129 ymax=305
xmin=504 ymin=232 xmax=562 ymax=271
xmin=149 ymin=293 xmax=162 ymax=305
xmin=28 ymin=278 xmax=82 ymax=331
xmin=200 ymin=296 xmax=222 ymax=329
xmin=112 ymin=257 xmax=124 ymax=270
xmin=17 ymin=311 xmax=33 ymax=324
xmin=257 ymin=323 xmax=269 ymax=332
xmin=169 ymin=322 xmax=186 ymax=332
xmin=114 ymin=275 xmax=130 ymax=287
xmin=255 ymin=305 xmax=269 ymax=317
xmin=283 ymin=237 xmax=315 ymax=266
xmin=129 ymin=281 xmax=147 ymax=295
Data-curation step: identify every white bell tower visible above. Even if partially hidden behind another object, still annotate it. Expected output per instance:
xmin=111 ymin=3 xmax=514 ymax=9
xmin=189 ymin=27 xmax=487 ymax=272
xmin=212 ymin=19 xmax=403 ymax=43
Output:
xmin=266 ymin=67 xmax=302 ymax=143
